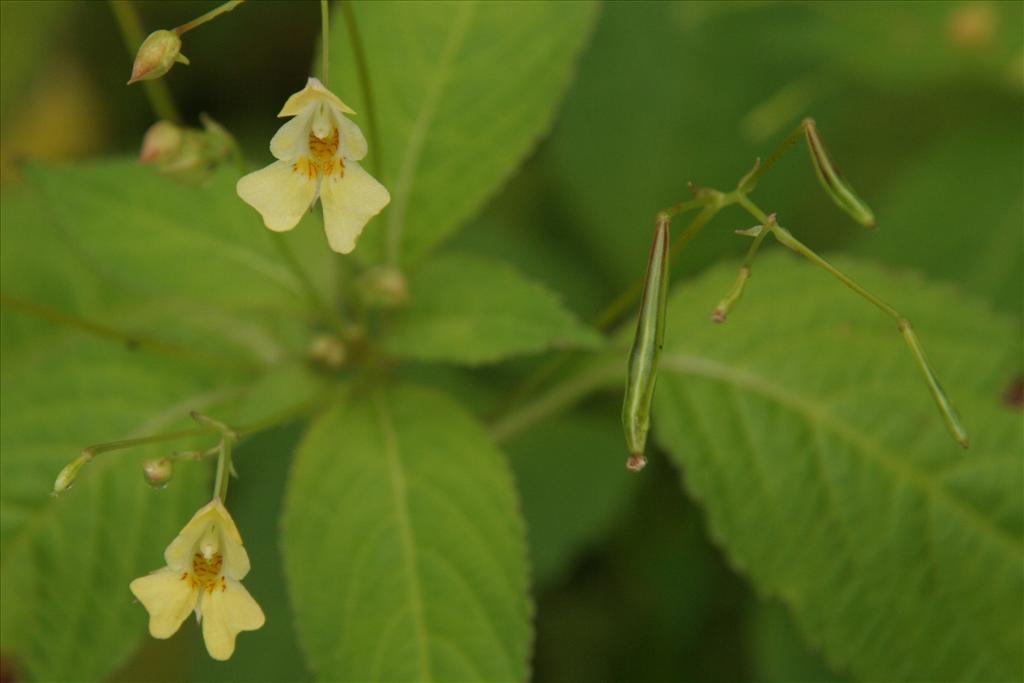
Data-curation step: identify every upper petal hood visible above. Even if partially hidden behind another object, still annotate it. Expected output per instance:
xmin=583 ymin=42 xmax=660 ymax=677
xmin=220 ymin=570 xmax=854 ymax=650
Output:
xmin=278 ymin=77 xmax=355 ymax=117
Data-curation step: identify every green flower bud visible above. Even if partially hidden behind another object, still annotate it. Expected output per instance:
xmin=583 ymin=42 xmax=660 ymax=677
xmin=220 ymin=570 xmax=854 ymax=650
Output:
xmin=357 ymin=267 xmax=409 ymax=309
xmin=309 ymin=334 xmax=347 ymax=371
xmin=128 ymin=30 xmax=189 ymax=85
xmin=53 ymin=453 xmax=91 ymax=495
xmin=139 ymin=115 xmax=234 ymax=182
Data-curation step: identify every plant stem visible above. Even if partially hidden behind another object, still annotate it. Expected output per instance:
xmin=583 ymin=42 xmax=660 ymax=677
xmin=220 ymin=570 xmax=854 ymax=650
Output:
xmin=741 ymin=120 xmax=805 ymax=191
xmin=270 ymin=233 xmax=347 ymax=335
xmin=213 ymin=434 xmax=234 ymax=501
xmin=321 ymin=0 xmax=330 ymax=87
xmin=57 ymin=394 xmax=323 ymax=495
xmin=0 ymin=292 xmax=249 ymax=370
xmin=490 ymin=356 xmax=622 ymax=444
xmin=340 ymin=0 xmax=383 ymax=180
xmin=108 ymin=0 xmax=182 ymax=123
xmin=174 ymin=0 xmax=245 ymax=35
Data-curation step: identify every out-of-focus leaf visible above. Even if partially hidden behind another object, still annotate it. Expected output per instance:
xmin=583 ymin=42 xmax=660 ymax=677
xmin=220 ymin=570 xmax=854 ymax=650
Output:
xmin=545 ymin=1 xmax=815 ymax=288
xmin=654 ymin=254 xmax=1022 ymax=681
xmin=750 ymin=600 xmax=845 ymax=683
xmin=504 ymin=407 xmax=637 ymax=586
xmin=0 ymin=1 xmax=68 ymax=126
xmin=384 ymin=253 xmax=602 ymax=365
xmin=0 ymin=180 xmax=108 ymax=349
xmin=849 ymin=117 xmax=1023 ymax=314
xmin=0 ymin=337 xmax=225 ymax=682
xmin=796 ymin=2 xmax=1024 ymax=90
xmin=533 ymin=460 xmax=750 ymax=683
xmin=282 ymin=384 xmax=531 ymax=682
xmin=326 ymin=0 xmax=598 ymax=263
xmin=25 ymin=160 xmax=333 ymax=315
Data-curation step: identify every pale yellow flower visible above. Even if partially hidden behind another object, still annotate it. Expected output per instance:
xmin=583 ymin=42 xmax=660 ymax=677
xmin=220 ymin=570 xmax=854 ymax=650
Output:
xmin=130 ymin=498 xmax=264 ymax=660
xmin=236 ymin=77 xmax=390 ymax=254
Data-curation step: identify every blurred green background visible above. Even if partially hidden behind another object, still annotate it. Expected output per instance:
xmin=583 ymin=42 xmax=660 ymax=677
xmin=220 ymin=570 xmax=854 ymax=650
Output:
xmin=1 ymin=1 xmax=1021 ymax=681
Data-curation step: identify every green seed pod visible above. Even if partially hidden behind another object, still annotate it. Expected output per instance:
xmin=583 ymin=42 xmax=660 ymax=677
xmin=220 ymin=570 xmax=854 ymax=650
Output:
xmin=622 ymin=215 xmax=670 ymax=472
xmin=803 ymin=118 xmax=876 ymax=229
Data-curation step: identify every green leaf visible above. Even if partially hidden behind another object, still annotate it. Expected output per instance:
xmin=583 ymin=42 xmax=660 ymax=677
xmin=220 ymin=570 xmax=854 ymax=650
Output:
xmin=25 ymin=159 xmax=333 ymax=314
xmin=0 ymin=336 xmax=226 ymax=681
xmin=383 ymin=253 xmax=602 ymax=365
xmin=750 ymin=600 xmax=845 ymax=683
xmin=653 ymin=253 xmax=1022 ymax=681
xmin=327 ymin=0 xmax=598 ymax=263
xmin=282 ymin=384 xmax=531 ymax=682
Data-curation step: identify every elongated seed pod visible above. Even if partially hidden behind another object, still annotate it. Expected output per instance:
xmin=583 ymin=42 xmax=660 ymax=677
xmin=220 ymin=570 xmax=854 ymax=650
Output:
xmin=622 ymin=215 xmax=670 ymax=471
xmin=803 ymin=118 xmax=876 ymax=228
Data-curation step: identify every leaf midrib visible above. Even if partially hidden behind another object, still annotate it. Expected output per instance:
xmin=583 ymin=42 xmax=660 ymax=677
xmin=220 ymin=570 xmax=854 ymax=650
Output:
xmin=659 ymin=352 xmax=1023 ymax=557
xmin=385 ymin=1 xmax=477 ymax=260
xmin=372 ymin=391 xmax=433 ymax=681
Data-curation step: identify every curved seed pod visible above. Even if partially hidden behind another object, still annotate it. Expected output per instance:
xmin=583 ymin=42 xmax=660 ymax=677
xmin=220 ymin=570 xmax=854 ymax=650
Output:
xmin=622 ymin=215 xmax=670 ymax=471
xmin=803 ymin=118 xmax=876 ymax=229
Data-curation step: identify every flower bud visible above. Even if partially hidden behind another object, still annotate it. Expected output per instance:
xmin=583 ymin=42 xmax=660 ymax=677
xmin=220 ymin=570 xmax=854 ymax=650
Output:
xmin=53 ymin=453 xmax=91 ymax=495
xmin=128 ymin=30 xmax=189 ymax=85
xmin=143 ymin=457 xmax=174 ymax=488
xmin=357 ymin=267 xmax=409 ymax=309
xmin=139 ymin=115 xmax=234 ymax=182
xmin=308 ymin=334 xmax=347 ymax=370
xmin=139 ymin=121 xmax=184 ymax=164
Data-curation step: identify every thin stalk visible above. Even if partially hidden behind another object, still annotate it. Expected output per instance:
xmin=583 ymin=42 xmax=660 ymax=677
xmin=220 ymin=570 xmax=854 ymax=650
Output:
xmin=213 ymin=436 xmax=233 ymax=501
xmin=736 ymin=195 xmax=969 ymax=448
xmin=173 ymin=0 xmax=245 ymax=35
xmin=740 ymin=121 xmax=804 ymax=191
xmin=109 ymin=0 xmax=182 ymax=123
xmin=490 ymin=357 xmax=622 ymax=444
xmin=55 ymin=394 xmax=324 ymax=494
xmin=711 ymin=216 xmax=772 ymax=322
xmin=270 ymin=233 xmax=347 ymax=335
xmin=0 ymin=292 xmax=247 ymax=370
xmin=321 ymin=0 xmax=330 ymax=87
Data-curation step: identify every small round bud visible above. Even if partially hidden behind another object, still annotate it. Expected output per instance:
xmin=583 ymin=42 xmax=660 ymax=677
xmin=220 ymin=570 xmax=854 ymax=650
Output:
xmin=139 ymin=115 xmax=235 ymax=182
xmin=143 ymin=457 xmax=174 ymax=488
xmin=308 ymin=334 xmax=347 ymax=370
xmin=128 ymin=30 xmax=187 ymax=85
xmin=358 ymin=266 xmax=409 ymax=309
xmin=140 ymin=121 xmax=184 ymax=164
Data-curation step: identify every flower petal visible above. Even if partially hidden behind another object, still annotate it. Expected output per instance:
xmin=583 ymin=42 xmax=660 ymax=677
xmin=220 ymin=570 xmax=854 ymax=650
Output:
xmin=278 ymin=77 xmax=355 ymax=117
xmin=200 ymin=579 xmax=266 ymax=661
xmin=209 ymin=499 xmax=251 ymax=580
xmin=335 ymin=110 xmax=368 ymax=161
xmin=269 ymin=107 xmax=314 ymax=161
xmin=320 ymin=161 xmax=390 ymax=254
xmin=164 ymin=500 xmax=220 ymax=571
xmin=237 ymin=160 xmax=318 ymax=232
xmin=130 ymin=569 xmax=198 ymax=639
